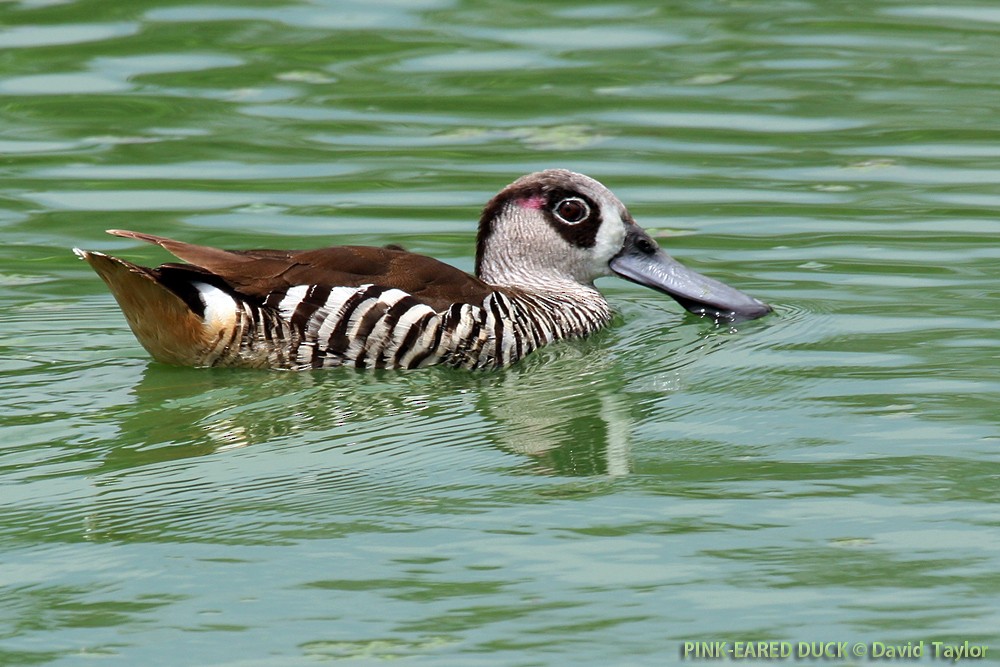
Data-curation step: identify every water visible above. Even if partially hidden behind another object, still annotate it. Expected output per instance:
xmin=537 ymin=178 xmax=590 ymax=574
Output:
xmin=2 ymin=0 xmax=999 ymax=664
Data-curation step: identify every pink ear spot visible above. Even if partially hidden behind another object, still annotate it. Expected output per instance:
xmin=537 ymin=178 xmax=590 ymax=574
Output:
xmin=517 ymin=195 xmax=546 ymax=210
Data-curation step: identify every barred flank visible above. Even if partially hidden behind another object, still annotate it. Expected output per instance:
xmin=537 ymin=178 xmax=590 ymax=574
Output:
xmin=203 ymin=283 xmax=612 ymax=370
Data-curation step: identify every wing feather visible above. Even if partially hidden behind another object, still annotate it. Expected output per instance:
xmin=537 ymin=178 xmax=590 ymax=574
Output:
xmin=106 ymin=229 xmax=494 ymax=312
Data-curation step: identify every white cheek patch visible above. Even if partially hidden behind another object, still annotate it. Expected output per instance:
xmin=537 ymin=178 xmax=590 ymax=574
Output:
xmin=591 ymin=208 xmax=627 ymax=270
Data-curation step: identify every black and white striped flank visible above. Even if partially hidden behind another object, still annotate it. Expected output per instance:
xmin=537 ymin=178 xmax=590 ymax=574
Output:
xmin=193 ymin=282 xmax=613 ymax=370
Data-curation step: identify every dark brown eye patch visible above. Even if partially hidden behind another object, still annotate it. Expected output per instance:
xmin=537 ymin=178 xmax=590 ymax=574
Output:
xmin=553 ymin=197 xmax=590 ymax=224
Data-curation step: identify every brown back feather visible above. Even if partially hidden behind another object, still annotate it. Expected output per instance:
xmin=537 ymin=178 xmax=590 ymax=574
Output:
xmin=107 ymin=229 xmax=495 ymax=312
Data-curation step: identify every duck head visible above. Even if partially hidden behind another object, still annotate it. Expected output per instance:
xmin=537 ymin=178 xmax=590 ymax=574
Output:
xmin=475 ymin=169 xmax=771 ymax=322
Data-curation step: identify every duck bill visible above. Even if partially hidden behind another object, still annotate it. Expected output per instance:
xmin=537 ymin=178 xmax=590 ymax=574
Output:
xmin=609 ymin=228 xmax=771 ymax=322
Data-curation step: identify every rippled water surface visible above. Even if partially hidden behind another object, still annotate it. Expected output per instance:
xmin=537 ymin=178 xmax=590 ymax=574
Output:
xmin=2 ymin=0 xmax=999 ymax=664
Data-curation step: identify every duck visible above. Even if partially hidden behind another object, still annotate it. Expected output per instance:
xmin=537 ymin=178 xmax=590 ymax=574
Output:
xmin=74 ymin=169 xmax=770 ymax=370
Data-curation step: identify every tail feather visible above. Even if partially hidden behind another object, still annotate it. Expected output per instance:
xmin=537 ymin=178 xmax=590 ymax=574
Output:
xmin=106 ymin=229 xmax=251 ymax=273
xmin=74 ymin=249 xmax=211 ymax=366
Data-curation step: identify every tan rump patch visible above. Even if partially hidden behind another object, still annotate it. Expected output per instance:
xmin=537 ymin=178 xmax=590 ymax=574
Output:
xmin=75 ymin=250 xmax=212 ymax=366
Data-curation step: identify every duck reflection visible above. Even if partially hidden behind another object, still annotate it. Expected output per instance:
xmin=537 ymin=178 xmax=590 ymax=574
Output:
xmin=97 ymin=334 xmax=648 ymax=477
xmin=469 ymin=347 xmax=634 ymax=476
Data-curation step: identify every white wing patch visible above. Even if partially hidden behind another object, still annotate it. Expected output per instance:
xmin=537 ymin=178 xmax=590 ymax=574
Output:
xmin=194 ymin=282 xmax=238 ymax=330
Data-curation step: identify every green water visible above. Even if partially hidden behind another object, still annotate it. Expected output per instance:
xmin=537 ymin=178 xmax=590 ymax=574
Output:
xmin=2 ymin=0 xmax=999 ymax=664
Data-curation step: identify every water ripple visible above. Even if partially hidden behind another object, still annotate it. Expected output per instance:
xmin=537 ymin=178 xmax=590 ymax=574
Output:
xmin=0 ymin=22 xmax=138 ymax=48
xmin=1 ymin=0 xmax=999 ymax=662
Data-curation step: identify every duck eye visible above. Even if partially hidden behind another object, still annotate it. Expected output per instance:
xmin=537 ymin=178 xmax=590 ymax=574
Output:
xmin=553 ymin=197 xmax=590 ymax=224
